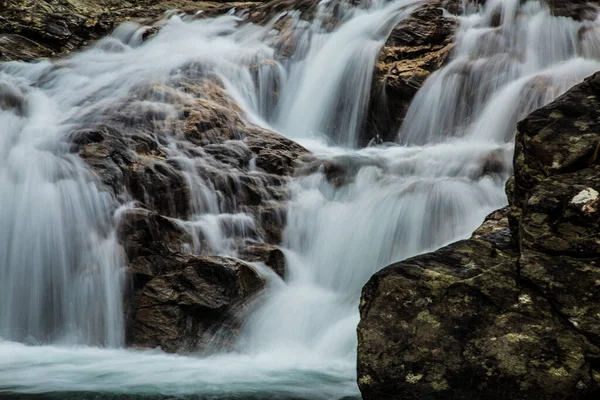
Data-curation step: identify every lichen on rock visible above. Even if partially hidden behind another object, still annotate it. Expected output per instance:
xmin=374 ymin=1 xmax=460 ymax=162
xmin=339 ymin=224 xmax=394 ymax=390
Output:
xmin=357 ymin=72 xmax=600 ymax=400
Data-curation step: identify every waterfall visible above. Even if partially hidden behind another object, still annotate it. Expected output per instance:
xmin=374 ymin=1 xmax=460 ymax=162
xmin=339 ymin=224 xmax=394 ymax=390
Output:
xmin=274 ymin=0 xmax=419 ymax=146
xmin=1 ymin=0 xmax=600 ymax=399
xmin=399 ymin=0 xmax=600 ymax=145
xmin=0 ymin=62 xmax=125 ymax=347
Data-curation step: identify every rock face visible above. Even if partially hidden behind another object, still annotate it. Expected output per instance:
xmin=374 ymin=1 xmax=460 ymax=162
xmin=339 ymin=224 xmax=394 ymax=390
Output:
xmin=68 ymin=73 xmax=308 ymax=351
xmin=364 ymin=0 xmax=458 ymax=144
xmin=357 ymin=73 xmax=600 ymax=398
xmin=0 ymin=0 xmax=264 ymax=61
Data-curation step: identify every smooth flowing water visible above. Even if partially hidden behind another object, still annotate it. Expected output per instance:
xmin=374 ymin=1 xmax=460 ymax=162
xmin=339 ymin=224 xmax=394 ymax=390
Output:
xmin=1 ymin=0 xmax=600 ymax=398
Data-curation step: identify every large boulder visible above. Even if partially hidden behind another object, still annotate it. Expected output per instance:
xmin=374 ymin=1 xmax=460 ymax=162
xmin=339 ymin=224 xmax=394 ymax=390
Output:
xmin=357 ymin=73 xmax=600 ymax=398
xmin=68 ymin=74 xmax=309 ymax=351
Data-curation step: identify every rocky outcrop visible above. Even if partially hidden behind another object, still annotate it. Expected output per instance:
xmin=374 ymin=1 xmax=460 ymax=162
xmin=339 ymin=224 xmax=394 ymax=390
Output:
xmin=357 ymin=73 xmax=600 ymax=398
xmin=544 ymin=0 xmax=600 ymax=20
xmin=119 ymin=209 xmax=266 ymax=352
xmin=69 ymin=77 xmax=308 ymax=351
xmin=364 ymin=0 xmax=458 ymax=144
xmin=2 ymin=0 xmax=320 ymax=352
xmin=0 ymin=0 xmax=265 ymax=61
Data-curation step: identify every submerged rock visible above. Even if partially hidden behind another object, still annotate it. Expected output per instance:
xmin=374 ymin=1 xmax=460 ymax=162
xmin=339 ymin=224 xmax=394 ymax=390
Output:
xmin=357 ymin=73 xmax=600 ymax=399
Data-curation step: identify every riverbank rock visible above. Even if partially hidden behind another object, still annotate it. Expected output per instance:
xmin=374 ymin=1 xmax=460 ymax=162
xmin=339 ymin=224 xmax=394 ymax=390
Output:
xmin=357 ymin=73 xmax=600 ymax=398
xmin=363 ymin=0 xmax=458 ymax=145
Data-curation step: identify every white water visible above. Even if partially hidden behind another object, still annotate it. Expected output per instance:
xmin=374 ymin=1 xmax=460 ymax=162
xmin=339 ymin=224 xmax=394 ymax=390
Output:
xmin=400 ymin=0 xmax=600 ymax=145
xmin=1 ymin=0 xmax=600 ymax=398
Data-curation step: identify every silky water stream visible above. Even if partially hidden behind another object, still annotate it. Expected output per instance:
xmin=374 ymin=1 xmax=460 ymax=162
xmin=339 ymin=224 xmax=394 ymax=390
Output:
xmin=2 ymin=0 xmax=600 ymax=398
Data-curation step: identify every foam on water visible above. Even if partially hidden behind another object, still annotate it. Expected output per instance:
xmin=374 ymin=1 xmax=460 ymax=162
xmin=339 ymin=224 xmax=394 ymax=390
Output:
xmin=1 ymin=0 xmax=600 ymax=398
xmin=0 ymin=341 xmax=357 ymax=399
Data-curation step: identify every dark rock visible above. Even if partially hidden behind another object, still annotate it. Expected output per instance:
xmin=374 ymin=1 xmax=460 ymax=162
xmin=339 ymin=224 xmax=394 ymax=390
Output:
xmin=246 ymin=125 xmax=310 ymax=176
xmin=544 ymin=0 xmax=600 ymax=21
xmin=0 ymin=1 xmax=265 ymax=61
xmin=245 ymin=0 xmax=320 ymax=24
xmin=239 ymin=242 xmax=286 ymax=278
xmin=358 ymin=214 xmax=600 ymax=399
xmin=363 ymin=0 xmax=458 ymax=145
xmin=358 ymin=72 xmax=600 ymax=399
xmin=68 ymin=77 xmax=308 ymax=351
xmin=119 ymin=208 xmax=265 ymax=352
xmin=256 ymin=203 xmax=288 ymax=244
xmin=0 ymin=81 xmax=26 ymax=115
xmin=127 ymin=254 xmax=265 ymax=353
xmin=73 ymin=125 xmax=136 ymax=199
xmin=0 ymin=34 xmax=54 ymax=61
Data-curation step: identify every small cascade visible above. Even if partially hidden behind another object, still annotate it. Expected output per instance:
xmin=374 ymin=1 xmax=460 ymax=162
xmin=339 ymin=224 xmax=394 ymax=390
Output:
xmin=0 ymin=65 xmax=125 ymax=347
xmin=0 ymin=11 xmax=284 ymax=346
xmin=240 ymin=141 xmax=510 ymax=365
xmin=274 ymin=0 xmax=421 ymax=146
xmin=399 ymin=0 xmax=600 ymax=145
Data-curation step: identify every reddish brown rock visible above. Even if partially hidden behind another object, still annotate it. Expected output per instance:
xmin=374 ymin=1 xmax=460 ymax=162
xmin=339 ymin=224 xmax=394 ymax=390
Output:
xmin=364 ymin=0 xmax=459 ymax=145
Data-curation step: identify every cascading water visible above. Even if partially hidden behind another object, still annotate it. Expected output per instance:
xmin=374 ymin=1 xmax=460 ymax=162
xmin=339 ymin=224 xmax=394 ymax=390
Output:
xmin=1 ymin=0 xmax=600 ymax=399
xmin=274 ymin=1 xmax=418 ymax=146
xmin=400 ymin=0 xmax=600 ymax=145
xmin=0 ymin=62 xmax=125 ymax=347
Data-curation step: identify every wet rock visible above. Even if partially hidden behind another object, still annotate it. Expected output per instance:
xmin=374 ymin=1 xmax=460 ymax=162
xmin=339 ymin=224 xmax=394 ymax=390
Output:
xmin=364 ymin=0 xmax=458 ymax=145
xmin=245 ymin=0 xmax=320 ymax=24
xmin=68 ymin=76 xmax=307 ymax=351
xmin=257 ymin=203 xmax=287 ymax=244
xmin=239 ymin=242 xmax=286 ymax=278
xmin=73 ymin=125 xmax=137 ymax=199
xmin=0 ymin=34 xmax=54 ymax=61
xmin=544 ymin=0 xmax=600 ymax=21
xmin=0 ymin=1 xmax=264 ymax=61
xmin=471 ymin=206 xmax=510 ymax=240
xmin=358 ymin=72 xmax=600 ymax=399
xmin=126 ymin=158 xmax=190 ymax=218
xmin=246 ymin=126 xmax=310 ymax=176
xmin=119 ymin=208 xmax=265 ymax=352
xmin=71 ymin=79 xmax=308 ymax=216
xmin=72 ymin=124 xmax=192 ymax=218
xmin=0 ymin=81 xmax=26 ymax=115
xmin=296 ymin=157 xmax=352 ymax=187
